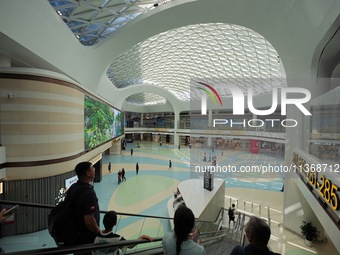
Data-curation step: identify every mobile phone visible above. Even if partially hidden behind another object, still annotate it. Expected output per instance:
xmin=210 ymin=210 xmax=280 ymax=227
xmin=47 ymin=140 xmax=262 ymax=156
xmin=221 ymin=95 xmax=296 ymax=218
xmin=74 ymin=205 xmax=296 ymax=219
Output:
xmin=192 ymin=229 xmax=200 ymax=243
xmin=3 ymin=205 xmax=19 ymax=216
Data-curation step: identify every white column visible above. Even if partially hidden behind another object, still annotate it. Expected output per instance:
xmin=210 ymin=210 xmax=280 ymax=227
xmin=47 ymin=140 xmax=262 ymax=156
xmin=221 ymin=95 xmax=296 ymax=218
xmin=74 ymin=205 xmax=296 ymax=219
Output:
xmin=140 ymin=113 xmax=144 ymax=127
xmin=208 ymin=109 xmax=212 ymax=129
xmin=174 ymin=110 xmax=180 ymax=146
xmin=207 ymin=136 xmax=212 ymax=147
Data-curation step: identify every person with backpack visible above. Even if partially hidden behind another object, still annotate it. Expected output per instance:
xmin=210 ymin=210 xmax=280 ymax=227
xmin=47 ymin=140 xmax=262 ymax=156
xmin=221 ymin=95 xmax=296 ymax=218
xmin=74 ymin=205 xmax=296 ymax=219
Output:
xmin=228 ymin=204 xmax=237 ymax=228
xmin=65 ymin=162 xmax=101 ymax=250
xmin=49 ymin=162 xmax=101 ymax=252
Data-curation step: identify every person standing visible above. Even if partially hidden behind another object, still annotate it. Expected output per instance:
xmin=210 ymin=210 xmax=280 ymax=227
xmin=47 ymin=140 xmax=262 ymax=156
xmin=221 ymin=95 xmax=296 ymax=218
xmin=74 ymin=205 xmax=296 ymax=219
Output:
xmin=162 ymin=206 xmax=206 ymax=255
xmin=108 ymin=162 xmax=111 ymax=173
xmin=66 ymin=162 xmax=100 ymax=253
xmin=122 ymin=168 xmax=126 ymax=181
xmin=228 ymin=204 xmax=237 ymax=228
xmin=93 ymin=211 xmax=153 ymax=255
xmin=118 ymin=170 xmax=122 ymax=185
xmin=168 ymin=160 xmax=172 ymax=170
xmin=136 ymin=163 xmax=139 ymax=175
xmin=131 ymin=148 xmax=133 ymax=156
xmin=230 ymin=216 xmax=281 ymax=255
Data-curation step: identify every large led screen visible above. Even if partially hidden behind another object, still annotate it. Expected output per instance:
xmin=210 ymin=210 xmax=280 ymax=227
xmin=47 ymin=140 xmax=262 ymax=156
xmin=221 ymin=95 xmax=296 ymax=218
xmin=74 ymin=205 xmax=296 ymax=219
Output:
xmin=84 ymin=95 xmax=124 ymax=150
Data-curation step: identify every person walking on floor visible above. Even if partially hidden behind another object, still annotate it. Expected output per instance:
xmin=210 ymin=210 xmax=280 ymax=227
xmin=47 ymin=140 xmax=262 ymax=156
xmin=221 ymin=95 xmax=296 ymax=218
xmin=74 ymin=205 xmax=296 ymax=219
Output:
xmin=108 ymin=162 xmax=111 ymax=173
xmin=118 ymin=170 xmax=122 ymax=185
xmin=131 ymin=148 xmax=133 ymax=156
xmin=168 ymin=160 xmax=172 ymax=170
xmin=136 ymin=163 xmax=139 ymax=175
xmin=122 ymin=168 xmax=126 ymax=181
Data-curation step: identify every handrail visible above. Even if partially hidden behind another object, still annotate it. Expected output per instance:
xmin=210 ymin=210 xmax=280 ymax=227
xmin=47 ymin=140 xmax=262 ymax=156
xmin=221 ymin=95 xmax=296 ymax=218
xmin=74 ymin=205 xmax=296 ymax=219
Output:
xmin=0 ymin=200 xmax=169 ymax=220
xmin=5 ymin=237 xmax=163 ymax=255
xmin=0 ymin=200 xmax=230 ymax=255
xmin=0 ymin=200 xmax=218 ymax=223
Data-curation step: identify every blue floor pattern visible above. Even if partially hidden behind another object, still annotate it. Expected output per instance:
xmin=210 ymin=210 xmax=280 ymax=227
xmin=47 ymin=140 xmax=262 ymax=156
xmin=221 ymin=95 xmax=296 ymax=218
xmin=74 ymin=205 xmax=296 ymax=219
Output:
xmin=0 ymin=143 xmax=285 ymax=253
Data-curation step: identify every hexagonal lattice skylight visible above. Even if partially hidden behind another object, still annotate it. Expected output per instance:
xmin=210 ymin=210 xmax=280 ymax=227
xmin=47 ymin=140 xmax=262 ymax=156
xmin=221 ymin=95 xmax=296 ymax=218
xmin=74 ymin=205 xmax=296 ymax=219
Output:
xmin=107 ymin=23 xmax=286 ymax=102
xmin=125 ymin=93 xmax=166 ymax=105
xmin=48 ymin=0 xmax=171 ymax=46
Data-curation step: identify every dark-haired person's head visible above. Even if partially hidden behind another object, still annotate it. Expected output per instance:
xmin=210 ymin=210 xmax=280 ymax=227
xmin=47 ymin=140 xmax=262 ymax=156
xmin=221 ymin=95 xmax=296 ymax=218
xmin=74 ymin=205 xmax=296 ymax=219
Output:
xmin=75 ymin=162 xmax=94 ymax=182
xmin=174 ymin=206 xmax=195 ymax=255
xmin=245 ymin=216 xmax=271 ymax=247
xmin=103 ymin=211 xmax=117 ymax=231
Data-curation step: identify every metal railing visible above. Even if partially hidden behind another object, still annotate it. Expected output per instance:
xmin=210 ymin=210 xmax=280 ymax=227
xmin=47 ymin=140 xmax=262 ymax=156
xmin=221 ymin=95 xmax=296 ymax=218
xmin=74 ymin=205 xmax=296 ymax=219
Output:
xmin=0 ymin=200 xmax=227 ymax=255
xmin=224 ymin=195 xmax=284 ymax=228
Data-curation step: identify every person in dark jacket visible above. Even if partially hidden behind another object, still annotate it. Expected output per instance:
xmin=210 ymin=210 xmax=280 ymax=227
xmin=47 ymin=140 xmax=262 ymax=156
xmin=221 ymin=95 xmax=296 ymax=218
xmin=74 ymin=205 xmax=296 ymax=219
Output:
xmin=230 ymin=216 xmax=281 ymax=255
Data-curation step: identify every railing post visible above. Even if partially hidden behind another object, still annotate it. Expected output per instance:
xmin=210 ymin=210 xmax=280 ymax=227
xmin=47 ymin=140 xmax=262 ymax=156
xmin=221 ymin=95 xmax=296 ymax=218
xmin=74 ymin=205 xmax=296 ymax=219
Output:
xmin=267 ymin=207 xmax=271 ymax=227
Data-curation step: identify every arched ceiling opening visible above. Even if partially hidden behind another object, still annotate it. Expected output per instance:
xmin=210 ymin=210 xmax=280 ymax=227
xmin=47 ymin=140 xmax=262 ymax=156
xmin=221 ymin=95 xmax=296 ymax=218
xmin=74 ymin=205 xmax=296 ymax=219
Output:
xmin=106 ymin=23 xmax=286 ymax=104
xmin=125 ymin=92 xmax=166 ymax=105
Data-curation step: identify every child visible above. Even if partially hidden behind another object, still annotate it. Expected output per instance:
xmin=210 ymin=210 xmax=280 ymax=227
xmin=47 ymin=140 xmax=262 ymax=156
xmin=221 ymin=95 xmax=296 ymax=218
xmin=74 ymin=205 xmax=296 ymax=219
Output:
xmin=93 ymin=211 xmax=153 ymax=255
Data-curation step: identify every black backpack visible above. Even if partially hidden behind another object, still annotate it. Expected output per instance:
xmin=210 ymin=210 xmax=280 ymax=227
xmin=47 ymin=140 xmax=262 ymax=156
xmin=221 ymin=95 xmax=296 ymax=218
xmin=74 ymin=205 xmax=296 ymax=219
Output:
xmin=48 ymin=187 xmax=89 ymax=247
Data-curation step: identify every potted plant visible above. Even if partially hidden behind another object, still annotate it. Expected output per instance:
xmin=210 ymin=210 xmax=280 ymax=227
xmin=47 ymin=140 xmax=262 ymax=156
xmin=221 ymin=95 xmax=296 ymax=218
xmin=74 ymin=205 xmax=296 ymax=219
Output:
xmin=300 ymin=221 xmax=320 ymax=247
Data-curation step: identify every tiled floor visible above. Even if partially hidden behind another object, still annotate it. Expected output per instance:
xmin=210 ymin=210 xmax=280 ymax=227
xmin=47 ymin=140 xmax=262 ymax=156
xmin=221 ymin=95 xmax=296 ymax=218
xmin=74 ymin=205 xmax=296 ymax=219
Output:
xmin=0 ymin=142 xmax=338 ymax=254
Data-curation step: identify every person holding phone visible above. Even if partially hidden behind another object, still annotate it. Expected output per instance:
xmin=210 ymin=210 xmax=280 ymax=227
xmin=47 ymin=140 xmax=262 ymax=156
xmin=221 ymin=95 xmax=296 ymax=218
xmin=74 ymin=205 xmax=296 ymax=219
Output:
xmin=0 ymin=205 xmax=18 ymax=223
xmin=0 ymin=209 xmax=11 ymax=223
xmin=162 ymin=206 xmax=206 ymax=255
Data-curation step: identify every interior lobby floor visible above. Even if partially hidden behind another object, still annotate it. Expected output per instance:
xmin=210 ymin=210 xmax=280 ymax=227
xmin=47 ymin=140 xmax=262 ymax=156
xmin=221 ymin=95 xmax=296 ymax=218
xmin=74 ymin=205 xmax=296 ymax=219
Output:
xmin=0 ymin=142 xmax=338 ymax=255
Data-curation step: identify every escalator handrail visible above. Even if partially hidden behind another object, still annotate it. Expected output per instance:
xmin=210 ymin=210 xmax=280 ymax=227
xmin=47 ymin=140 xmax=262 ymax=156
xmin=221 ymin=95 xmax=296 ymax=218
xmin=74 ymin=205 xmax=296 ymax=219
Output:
xmin=5 ymin=237 xmax=163 ymax=255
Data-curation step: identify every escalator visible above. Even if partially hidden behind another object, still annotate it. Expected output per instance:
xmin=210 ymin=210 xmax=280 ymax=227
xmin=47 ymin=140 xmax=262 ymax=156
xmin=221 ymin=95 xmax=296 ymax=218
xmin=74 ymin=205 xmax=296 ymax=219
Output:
xmin=0 ymin=200 xmax=246 ymax=255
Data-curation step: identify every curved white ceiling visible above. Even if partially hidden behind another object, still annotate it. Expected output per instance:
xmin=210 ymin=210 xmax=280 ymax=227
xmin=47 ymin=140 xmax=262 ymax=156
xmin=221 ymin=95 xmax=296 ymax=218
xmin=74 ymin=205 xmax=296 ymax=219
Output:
xmin=106 ymin=23 xmax=286 ymax=104
xmin=48 ymin=1 xmax=286 ymax=106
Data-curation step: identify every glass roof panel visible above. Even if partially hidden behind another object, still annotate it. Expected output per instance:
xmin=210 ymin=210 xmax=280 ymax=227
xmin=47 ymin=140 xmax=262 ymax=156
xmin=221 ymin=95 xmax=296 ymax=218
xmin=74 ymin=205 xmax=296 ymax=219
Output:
xmin=125 ymin=93 xmax=166 ymax=105
xmin=48 ymin=0 xmax=173 ymax=46
xmin=107 ymin=23 xmax=285 ymax=102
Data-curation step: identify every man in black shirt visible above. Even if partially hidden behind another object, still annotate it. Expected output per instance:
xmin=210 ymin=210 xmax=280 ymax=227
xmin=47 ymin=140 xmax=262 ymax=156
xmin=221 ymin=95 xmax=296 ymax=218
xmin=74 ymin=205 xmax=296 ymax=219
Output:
xmin=67 ymin=162 xmax=100 ymax=252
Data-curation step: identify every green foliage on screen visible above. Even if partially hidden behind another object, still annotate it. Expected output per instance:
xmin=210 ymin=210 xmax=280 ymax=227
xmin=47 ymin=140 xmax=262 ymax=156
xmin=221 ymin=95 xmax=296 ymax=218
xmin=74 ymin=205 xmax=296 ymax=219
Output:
xmin=84 ymin=95 xmax=124 ymax=149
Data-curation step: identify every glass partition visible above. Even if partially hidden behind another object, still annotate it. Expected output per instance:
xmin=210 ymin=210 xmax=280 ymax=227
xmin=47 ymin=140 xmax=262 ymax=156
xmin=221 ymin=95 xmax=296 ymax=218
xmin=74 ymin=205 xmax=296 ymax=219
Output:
xmin=308 ymin=86 xmax=340 ymax=164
